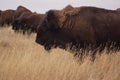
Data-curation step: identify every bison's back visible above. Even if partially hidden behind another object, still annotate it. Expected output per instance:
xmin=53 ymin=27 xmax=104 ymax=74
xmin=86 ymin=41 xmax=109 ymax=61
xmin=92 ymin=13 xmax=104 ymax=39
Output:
xmin=0 ymin=10 xmax=15 ymax=26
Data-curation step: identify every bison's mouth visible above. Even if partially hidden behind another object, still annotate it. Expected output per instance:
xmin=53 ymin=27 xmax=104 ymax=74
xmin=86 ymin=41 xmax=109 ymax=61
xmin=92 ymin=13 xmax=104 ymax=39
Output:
xmin=36 ymin=38 xmax=52 ymax=50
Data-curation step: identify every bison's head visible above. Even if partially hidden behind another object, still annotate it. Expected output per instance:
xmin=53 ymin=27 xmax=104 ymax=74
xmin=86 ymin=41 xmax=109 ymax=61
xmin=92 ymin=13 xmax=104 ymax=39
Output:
xmin=36 ymin=10 xmax=74 ymax=50
xmin=35 ymin=11 xmax=58 ymax=50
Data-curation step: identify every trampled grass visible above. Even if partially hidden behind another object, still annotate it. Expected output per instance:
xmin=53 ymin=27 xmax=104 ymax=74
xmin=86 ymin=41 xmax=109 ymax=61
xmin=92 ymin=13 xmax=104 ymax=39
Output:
xmin=0 ymin=27 xmax=120 ymax=80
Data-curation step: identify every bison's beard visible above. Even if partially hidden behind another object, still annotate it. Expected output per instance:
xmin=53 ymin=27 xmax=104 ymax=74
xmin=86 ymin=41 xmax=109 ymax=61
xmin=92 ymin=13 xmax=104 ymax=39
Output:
xmin=36 ymin=37 xmax=55 ymax=51
xmin=44 ymin=43 xmax=57 ymax=51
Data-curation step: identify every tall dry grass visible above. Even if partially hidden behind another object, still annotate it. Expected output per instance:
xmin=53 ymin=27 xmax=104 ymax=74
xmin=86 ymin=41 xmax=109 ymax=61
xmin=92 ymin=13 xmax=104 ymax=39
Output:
xmin=0 ymin=27 xmax=120 ymax=80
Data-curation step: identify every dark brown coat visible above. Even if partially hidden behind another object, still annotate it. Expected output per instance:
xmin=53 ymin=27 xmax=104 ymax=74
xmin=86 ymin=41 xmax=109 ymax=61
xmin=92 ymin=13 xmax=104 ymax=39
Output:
xmin=13 ymin=12 xmax=45 ymax=34
xmin=21 ymin=13 xmax=45 ymax=33
xmin=0 ymin=9 xmax=15 ymax=26
xmin=14 ymin=5 xmax=32 ymax=19
xmin=12 ymin=5 xmax=32 ymax=30
xmin=12 ymin=11 xmax=32 ymax=31
xmin=36 ymin=6 xmax=120 ymax=51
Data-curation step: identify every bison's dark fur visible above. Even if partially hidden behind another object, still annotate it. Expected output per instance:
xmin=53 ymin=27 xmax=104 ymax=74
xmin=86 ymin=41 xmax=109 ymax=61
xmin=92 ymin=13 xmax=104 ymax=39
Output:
xmin=13 ymin=12 xmax=45 ymax=34
xmin=13 ymin=11 xmax=32 ymax=32
xmin=12 ymin=5 xmax=32 ymax=30
xmin=20 ymin=13 xmax=45 ymax=33
xmin=13 ymin=5 xmax=32 ymax=20
xmin=0 ymin=9 xmax=15 ymax=26
xmin=36 ymin=5 xmax=120 ymax=53
xmin=12 ymin=6 xmax=44 ymax=34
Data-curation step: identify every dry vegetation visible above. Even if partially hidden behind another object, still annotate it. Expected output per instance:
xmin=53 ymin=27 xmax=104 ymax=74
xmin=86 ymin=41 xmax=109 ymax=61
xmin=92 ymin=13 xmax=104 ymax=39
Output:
xmin=0 ymin=27 xmax=120 ymax=80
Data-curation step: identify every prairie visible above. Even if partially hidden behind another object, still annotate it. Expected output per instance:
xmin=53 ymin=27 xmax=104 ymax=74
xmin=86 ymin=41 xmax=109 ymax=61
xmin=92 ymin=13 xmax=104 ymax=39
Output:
xmin=0 ymin=27 xmax=120 ymax=80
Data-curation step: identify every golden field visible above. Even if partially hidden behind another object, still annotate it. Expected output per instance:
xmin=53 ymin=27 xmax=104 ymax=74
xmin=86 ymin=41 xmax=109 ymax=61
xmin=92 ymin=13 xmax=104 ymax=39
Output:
xmin=0 ymin=27 xmax=120 ymax=80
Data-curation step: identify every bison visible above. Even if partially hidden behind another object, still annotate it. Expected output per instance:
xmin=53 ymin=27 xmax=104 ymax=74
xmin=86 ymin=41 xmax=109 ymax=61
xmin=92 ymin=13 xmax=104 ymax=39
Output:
xmin=36 ymin=5 xmax=120 ymax=52
xmin=13 ymin=5 xmax=32 ymax=20
xmin=0 ymin=9 xmax=15 ymax=26
xmin=20 ymin=13 xmax=45 ymax=33
xmin=12 ymin=5 xmax=32 ymax=30
xmin=13 ymin=12 xmax=45 ymax=34
xmin=12 ymin=11 xmax=33 ymax=33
